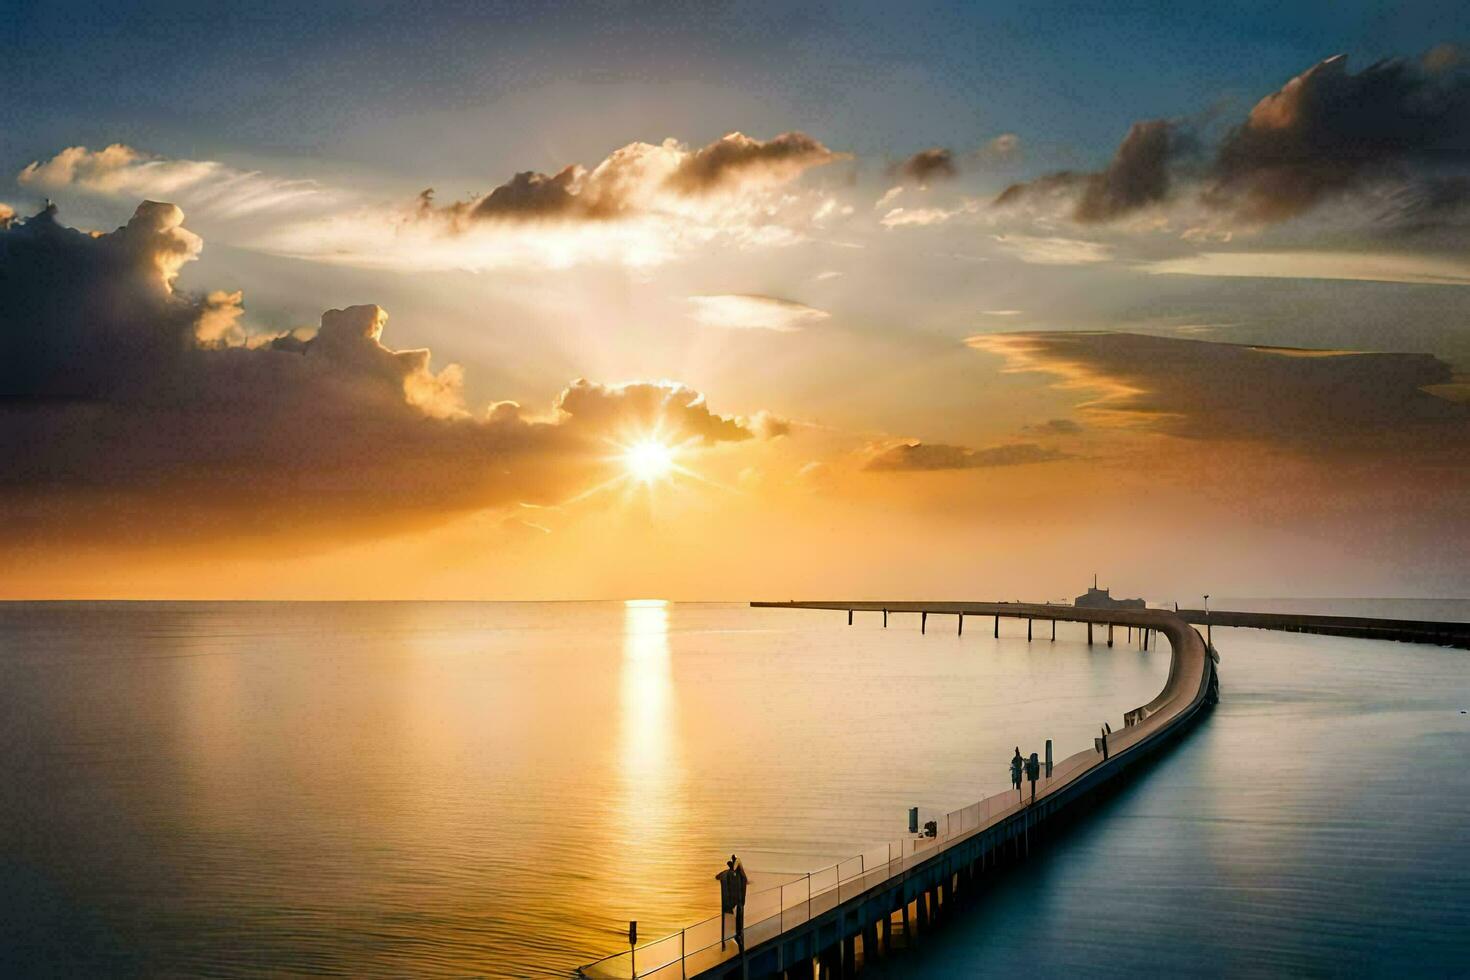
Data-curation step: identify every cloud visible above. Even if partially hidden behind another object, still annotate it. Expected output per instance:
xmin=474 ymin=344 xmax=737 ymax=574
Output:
xmin=686 ymin=294 xmax=830 ymax=331
xmin=991 ymin=234 xmax=1113 ymax=264
xmin=19 ymin=144 xmax=328 ymax=219
xmin=874 ymin=185 xmax=904 ymax=209
xmin=421 ymin=131 xmax=842 ymax=224
xmin=880 ymin=199 xmax=981 ymax=228
xmin=865 ymin=440 xmax=1069 ymax=471
xmin=554 ymin=378 xmax=764 ymax=443
xmin=0 ymin=202 xmax=784 ymax=548
xmin=1144 ymin=249 xmax=1470 ymax=285
xmin=1206 ymin=54 xmax=1470 ymax=223
xmin=992 ymin=51 xmax=1470 ymax=236
xmin=995 ymin=120 xmax=1180 ymax=223
xmin=664 ymin=131 xmax=844 ymax=194
xmin=968 ymin=331 xmax=1470 ymax=456
xmin=263 ymin=131 xmax=845 ymax=271
xmin=891 ymin=148 xmax=958 ymax=184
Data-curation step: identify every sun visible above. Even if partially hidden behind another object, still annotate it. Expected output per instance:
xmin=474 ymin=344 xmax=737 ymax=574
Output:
xmin=623 ymin=438 xmax=677 ymax=484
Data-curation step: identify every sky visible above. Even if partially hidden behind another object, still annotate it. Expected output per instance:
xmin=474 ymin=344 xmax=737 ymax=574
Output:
xmin=2 ymin=1 xmax=1469 ymax=600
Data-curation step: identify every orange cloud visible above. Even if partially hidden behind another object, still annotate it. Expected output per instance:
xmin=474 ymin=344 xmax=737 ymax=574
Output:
xmin=0 ymin=202 xmax=787 ymax=550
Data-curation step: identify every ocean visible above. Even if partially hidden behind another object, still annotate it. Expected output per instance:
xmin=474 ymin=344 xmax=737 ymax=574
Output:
xmin=0 ymin=600 xmax=1465 ymax=976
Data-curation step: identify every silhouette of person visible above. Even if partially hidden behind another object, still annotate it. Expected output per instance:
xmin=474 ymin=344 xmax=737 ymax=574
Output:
xmin=1011 ymin=747 xmax=1024 ymax=799
xmin=715 ymin=854 xmax=749 ymax=951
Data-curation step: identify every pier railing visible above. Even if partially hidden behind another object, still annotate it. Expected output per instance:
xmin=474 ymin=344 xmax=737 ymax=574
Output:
xmin=577 ymin=744 xmax=1107 ymax=979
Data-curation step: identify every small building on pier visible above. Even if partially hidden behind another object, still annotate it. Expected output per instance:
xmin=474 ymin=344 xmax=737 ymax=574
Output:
xmin=1074 ymin=575 xmax=1145 ymax=610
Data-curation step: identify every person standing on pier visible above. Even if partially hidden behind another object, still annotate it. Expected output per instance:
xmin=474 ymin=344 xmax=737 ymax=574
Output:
xmin=1011 ymin=747 xmax=1024 ymax=800
xmin=716 ymin=854 xmax=749 ymax=951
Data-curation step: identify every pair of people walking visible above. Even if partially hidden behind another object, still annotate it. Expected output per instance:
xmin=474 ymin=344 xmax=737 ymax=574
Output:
xmin=715 ymin=854 xmax=749 ymax=951
xmin=1011 ymin=747 xmax=1041 ymax=804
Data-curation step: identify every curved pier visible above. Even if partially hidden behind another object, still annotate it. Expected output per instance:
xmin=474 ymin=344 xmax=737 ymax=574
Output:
xmin=577 ymin=602 xmax=1217 ymax=979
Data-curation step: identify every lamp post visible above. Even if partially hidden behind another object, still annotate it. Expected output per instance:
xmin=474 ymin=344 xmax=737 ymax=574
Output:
xmin=1203 ymin=594 xmax=1211 ymax=648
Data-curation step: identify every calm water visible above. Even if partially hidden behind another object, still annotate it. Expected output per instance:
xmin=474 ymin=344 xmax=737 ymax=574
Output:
xmin=0 ymin=601 xmax=1465 ymax=977
xmin=890 ymin=615 xmax=1470 ymax=977
xmin=0 ymin=601 xmax=1165 ymax=977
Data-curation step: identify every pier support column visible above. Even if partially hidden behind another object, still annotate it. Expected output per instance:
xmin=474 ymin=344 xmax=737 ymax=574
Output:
xmin=847 ymin=609 xmax=852 ymax=626
xmin=957 ymin=614 xmax=963 ymax=636
xmin=880 ymin=914 xmax=891 ymax=955
xmin=842 ymin=935 xmax=856 ymax=978
xmin=1051 ymin=619 xmax=1056 ymax=641
xmin=921 ymin=612 xmax=927 ymax=635
xmin=1027 ymin=618 xmax=1032 ymax=641
xmin=916 ymin=892 xmax=929 ymax=932
xmin=883 ymin=609 xmax=888 ymax=628
xmin=994 ymin=615 xmax=999 ymax=638
xmin=862 ymin=922 xmax=879 ymax=965
xmin=1107 ymin=623 xmax=1114 ymax=647
xmin=1087 ymin=623 xmax=1093 ymax=645
xmin=901 ymin=899 xmax=911 ymax=942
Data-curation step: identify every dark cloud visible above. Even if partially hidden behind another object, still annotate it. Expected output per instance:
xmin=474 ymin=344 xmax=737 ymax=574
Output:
xmin=891 ymin=148 xmax=958 ymax=184
xmin=665 ymin=131 xmax=841 ymax=194
xmin=995 ymin=50 xmax=1470 ymax=230
xmin=555 ymin=379 xmax=761 ymax=445
xmin=1075 ymin=120 xmax=1178 ymax=222
xmin=471 ymin=166 xmax=585 ymax=219
xmin=0 ymin=202 xmax=780 ymax=548
xmin=995 ymin=120 xmax=1180 ymax=223
xmin=970 ymin=331 xmax=1470 ymax=456
xmin=1208 ymin=54 xmax=1470 ymax=222
xmin=865 ymin=441 xmax=1068 ymax=472
xmin=413 ymin=131 xmax=841 ymax=230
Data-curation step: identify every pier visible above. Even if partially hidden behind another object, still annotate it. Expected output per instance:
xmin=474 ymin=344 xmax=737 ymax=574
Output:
xmin=1175 ymin=608 xmax=1470 ymax=649
xmin=576 ymin=601 xmax=1218 ymax=980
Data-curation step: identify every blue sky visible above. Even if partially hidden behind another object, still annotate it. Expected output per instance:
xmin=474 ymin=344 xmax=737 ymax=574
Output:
xmin=5 ymin=1 xmax=1467 ymax=180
